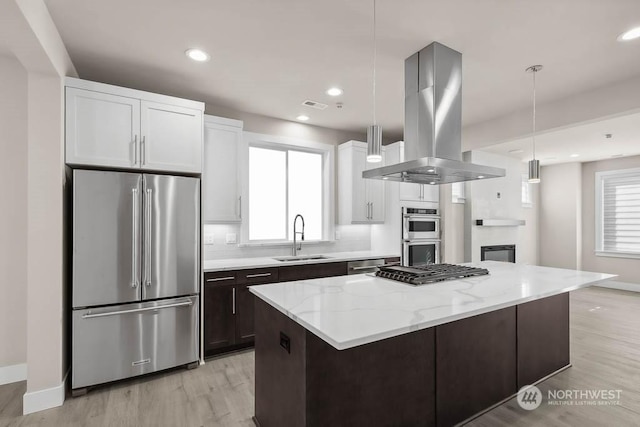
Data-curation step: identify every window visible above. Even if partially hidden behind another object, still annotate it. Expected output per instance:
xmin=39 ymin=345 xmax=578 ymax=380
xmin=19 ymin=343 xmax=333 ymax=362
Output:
xmin=596 ymin=167 xmax=640 ymax=257
xmin=522 ymin=174 xmax=533 ymax=207
xmin=248 ymin=145 xmax=324 ymax=242
xmin=451 ymin=182 xmax=465 ymax=204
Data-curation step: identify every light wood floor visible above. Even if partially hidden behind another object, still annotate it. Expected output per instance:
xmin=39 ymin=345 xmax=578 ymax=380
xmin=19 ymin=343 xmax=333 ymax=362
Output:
xmin=1 ymin=286 xmax=639 ymax=427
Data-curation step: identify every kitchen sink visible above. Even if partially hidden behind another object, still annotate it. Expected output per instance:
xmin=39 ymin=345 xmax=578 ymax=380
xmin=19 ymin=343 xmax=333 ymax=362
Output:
xmin=273 ymin=255 xmax=331 ymax=262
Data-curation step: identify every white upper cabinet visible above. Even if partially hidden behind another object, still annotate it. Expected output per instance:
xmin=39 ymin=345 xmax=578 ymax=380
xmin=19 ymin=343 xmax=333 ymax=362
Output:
xmin=65 ymin=78 xmax=204 ymax=174
xmin=338 ymin=141 xmax=385 ymax=224
xmin=202 ymin=116 xmax=243 ymax=222
xmin=140 ymin=101 xmax=202 ymax=173
xmin=66 ymin=88 xmax=141 ymax=169
xmin=387 ymin=141 xmax=440 ymax=203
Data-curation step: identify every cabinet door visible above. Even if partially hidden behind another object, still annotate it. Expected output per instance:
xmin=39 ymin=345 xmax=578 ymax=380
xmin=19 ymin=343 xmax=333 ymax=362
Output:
xmin=367 ymin=178 xmax=385 ymax=222
xmin=399 ymin=182 xmax=423 ymax=201
xmin=204 ymin=282 xmax=236 ymax=352
xmin=235 ymin=285 xmax=255 ymax=344
xmin=66 ymin=88 xmax=140 ymax=168
xmin=422 ymin=184 xmax=439 ymax=202
xmin=140 ymin=101 xmax=202 ymax=173
xmin=203 ymin=122 xmax=242 ymax=222
xmin=351 ymin=147 xmax=369 ymax=223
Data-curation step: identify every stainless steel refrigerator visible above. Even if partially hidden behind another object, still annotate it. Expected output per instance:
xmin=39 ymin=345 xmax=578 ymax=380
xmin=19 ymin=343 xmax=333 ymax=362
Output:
xmin=71 ymin=169 xmax=200 ymax=391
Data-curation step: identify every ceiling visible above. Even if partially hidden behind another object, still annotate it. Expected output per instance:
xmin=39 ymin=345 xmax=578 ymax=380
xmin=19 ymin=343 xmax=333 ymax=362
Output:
xmin=44 ymin=0 xmax=640 ymax=141
xmin=481 ymin=111 xmax=640 ymax=165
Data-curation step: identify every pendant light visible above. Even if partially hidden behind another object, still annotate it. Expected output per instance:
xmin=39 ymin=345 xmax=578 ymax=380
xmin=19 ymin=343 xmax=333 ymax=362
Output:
xmin=526 ymin=64 xmax=543 ymax=183
xmin=366 ymin=0 xmax=382 ymax=163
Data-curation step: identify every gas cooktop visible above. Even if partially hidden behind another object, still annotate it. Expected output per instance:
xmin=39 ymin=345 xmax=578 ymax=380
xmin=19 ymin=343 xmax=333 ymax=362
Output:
xmin=376 ymin=264 xmax=489 ymax=285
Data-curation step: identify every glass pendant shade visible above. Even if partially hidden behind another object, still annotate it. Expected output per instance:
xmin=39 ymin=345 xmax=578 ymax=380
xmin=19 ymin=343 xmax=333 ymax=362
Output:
xmin=528 ymin=159 xmax=540 ymax=183
xmin=367 ymin=125 xmax=382 ymax=162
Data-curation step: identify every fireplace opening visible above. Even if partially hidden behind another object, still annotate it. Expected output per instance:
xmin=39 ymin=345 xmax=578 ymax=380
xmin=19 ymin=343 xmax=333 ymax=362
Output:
xmin=481 ymin=245 xmax=516 ymax=263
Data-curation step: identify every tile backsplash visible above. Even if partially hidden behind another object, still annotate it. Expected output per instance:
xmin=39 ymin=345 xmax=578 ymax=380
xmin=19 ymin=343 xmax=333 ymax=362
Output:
xmin=203 ymin=223 xmax=371 ymax=260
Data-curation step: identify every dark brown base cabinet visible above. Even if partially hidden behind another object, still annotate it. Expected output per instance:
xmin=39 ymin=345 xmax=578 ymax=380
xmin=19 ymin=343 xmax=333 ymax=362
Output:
xmin=204 ymin=268 xmax=279 ymax=356
xmin=254 ymin=293 xmax=571 ymax=427
xmin=205 ymin=260 xmax=397 ymax=357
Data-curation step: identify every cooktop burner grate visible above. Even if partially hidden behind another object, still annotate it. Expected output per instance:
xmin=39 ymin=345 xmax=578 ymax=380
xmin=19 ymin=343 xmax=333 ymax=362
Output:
xmin=376 ymin=264 xmax=489 ymax=285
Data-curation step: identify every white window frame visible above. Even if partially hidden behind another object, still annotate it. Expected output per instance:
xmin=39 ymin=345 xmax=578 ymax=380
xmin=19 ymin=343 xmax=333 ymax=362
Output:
xmin=239 ymin=131 xmax=335 ymax=246
xmin=595 ymin=167 xmax=640 ymax=259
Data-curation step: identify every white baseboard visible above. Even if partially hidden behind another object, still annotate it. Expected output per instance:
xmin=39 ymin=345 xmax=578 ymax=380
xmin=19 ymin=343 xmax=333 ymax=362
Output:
xmin=22 ymin=370 xmax=68 ymax=415
xmin=0 ymin=363 xmax=27 ymax=385
xmin=595 ymin=280 xmax=640 ymax=293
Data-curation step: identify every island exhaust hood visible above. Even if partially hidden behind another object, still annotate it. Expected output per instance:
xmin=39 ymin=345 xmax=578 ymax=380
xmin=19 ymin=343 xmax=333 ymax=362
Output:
xmin=363 ymin=42 xmax=505 ymax=185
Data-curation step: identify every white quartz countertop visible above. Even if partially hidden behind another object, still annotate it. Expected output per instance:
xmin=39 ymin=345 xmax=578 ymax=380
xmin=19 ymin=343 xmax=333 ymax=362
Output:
xmin=203 ymin=251 xmax=400 ymax=272
xmin=249 ymin=262 xmax=616 ymax=350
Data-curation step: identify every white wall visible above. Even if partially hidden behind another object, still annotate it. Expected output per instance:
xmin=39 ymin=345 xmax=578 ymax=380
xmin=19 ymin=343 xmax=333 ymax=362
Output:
xmin=582 ymin=155 xmax=640 ymax=283
xmin=0 ymin=55 xmax=28 ymax=373
xmin=1 ymin=0 xmax=77 ymax=414
xmin=440 ymin=184 xmax=465 ymax=263
xmin=539 ymin=163 xmax=582 ymax=269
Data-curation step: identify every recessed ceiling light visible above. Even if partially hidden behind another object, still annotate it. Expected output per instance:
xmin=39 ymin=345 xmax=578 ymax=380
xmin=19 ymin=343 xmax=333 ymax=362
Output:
xmin=618 ymin=27 xmax=640 ymax=42
xmin=185 ymin=48 xmax=210 ymax=62
xmin=382 ymin=177 xmax=389 ymax=180
xmin=296 ymin=115 xmax=310 ymax=121
xmin=570 ymin=154 xmax=580 ymax=158
xmin=326 ymin=87 xmax=343 ymax=96
xmin=427 ymin=169 xmax=435 ymax=173
xmin=477 ymin=175 xmax=485 ymax=179
xmin=508 ymin=149 xmax=524 ymax=154
xmin=429 ymin=181 xmax=436 ymax=185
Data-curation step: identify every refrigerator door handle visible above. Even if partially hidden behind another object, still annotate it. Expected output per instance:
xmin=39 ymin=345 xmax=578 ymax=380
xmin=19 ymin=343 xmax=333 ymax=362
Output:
xmin=81 ymin=299 xmax=193 ymax=319
xmin=131 ymin=188 xmax=139 ymax=288
xmin=145 ymin=187 xmax=153 ymax=287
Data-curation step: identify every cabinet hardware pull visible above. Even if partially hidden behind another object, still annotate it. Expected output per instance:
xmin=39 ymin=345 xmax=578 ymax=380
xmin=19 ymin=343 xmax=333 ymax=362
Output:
xmin=206 ymin=276 xmax=235 ymax=282
xmin=246 ymin=272 xmax=271 ymax=278
xmin=350 ymin=265 xmax=377 ymax=271
xmin=141 ymin=135 xmax=146 ymax=165
xmin=133 ymin=135 xmax=138 ymax=165
xmin=238 ymin=196 xmax=242 ymax=220
xmin=232 ymin=287 xmax=236 ymax=315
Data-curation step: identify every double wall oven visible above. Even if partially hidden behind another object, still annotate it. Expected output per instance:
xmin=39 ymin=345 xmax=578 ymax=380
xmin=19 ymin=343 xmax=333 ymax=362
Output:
xmin=402 ymin=206 xmax=440 ymax=266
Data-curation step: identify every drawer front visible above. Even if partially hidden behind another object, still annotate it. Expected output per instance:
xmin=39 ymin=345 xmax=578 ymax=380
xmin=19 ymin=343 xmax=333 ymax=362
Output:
xmin=72 ymin=296 xmax=199 ymax=389
xmin=204 ymin=271 xmax=237 ymax=287
xmin=279 ymin=262 xmax=348 ymax=282
xmin=237 ymin=267 xmax=279 ymax=285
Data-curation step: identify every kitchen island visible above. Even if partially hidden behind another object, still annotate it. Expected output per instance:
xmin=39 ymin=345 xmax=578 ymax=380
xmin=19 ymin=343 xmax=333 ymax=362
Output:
xmin=249 ymin=262 xmax=615 ymax=427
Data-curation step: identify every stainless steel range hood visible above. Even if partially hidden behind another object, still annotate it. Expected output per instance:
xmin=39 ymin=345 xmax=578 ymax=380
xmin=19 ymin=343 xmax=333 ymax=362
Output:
xmin=363 ymin=42 xmax=505 ymax=185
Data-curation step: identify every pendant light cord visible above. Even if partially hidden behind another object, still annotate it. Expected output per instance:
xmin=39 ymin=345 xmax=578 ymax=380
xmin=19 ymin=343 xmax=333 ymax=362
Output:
xmin=372 ymin=0 xmax=377 ymax=126
xmin=532 ymin=68 xmax=536 ymax=160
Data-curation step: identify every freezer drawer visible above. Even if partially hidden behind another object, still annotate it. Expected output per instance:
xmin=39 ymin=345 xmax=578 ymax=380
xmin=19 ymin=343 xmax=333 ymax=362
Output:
xmin=72 ymin=296 xmax=199 ymax=390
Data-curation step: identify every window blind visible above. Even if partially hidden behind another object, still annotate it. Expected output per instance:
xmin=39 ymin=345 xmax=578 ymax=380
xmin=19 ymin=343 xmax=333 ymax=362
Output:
xmin=600 ymin=169 xmax=640 ymax=254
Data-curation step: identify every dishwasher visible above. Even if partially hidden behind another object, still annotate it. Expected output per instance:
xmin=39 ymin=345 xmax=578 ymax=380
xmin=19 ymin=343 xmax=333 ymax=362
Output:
xmin=347 ymin=259 xmax=386 ymax=275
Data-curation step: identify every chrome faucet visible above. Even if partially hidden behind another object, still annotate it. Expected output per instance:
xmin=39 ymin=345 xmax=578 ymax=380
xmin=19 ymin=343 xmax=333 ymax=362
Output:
xmin=292 ymin=214 xmax=305 ymax=256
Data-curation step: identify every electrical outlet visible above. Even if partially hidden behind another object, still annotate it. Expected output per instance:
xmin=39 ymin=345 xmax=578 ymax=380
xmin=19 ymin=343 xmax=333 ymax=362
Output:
xmin=226 ymin=233 xmax=237 ymax=244
xmin=204 ymin=233 xmax=215 ymax=245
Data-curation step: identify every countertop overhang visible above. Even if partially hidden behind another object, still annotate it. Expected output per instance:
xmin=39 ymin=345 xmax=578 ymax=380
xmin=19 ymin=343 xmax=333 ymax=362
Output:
xmin=249 ymin=261 xmax=616 ymax=350
xmin=203 ymin=251 xmax=400 ymax=272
